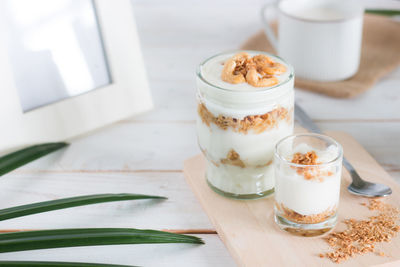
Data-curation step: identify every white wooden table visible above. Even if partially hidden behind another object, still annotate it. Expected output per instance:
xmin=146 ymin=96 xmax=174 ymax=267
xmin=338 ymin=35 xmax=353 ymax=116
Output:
xmin=0 ymin=0 xmax=399 ymax=266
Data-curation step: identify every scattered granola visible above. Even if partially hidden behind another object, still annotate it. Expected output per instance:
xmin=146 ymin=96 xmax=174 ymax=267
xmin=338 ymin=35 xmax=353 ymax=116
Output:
xmin=221 ymin=52 xmax=286 ymax=87
xmin=197 ymin=103 xmax=291 ymax=134
xmin=321 ymin=199 xmax=400 ymax=263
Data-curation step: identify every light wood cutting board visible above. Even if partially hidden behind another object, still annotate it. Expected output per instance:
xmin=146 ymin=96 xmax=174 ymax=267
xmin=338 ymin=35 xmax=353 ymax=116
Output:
xmin=184 ymin=131 xmax=400 ymax=267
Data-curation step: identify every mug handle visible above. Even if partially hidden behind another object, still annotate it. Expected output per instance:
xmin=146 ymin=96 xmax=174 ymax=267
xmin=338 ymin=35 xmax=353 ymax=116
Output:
xmin=260 ymin=3 xmax=278 ymax=51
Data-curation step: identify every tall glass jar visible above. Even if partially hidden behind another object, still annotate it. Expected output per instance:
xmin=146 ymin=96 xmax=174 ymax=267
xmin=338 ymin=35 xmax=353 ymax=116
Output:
xmin=196 ymin=51 xmax=294 ymax=199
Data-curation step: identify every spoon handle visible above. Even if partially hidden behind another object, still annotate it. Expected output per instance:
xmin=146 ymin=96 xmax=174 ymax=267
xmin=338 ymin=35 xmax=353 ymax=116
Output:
xmin=295 ymin=104 xmax=391 ymax=197
xmin=294 ymin=104 xmax=323 ymax=134
xmin=294 ymin=104 xmax=361 ymax=181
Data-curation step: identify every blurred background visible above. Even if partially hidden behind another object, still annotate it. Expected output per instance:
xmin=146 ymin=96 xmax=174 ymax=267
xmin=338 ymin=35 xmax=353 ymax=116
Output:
xmin=132 ymin=0 xmax=400 ymax=181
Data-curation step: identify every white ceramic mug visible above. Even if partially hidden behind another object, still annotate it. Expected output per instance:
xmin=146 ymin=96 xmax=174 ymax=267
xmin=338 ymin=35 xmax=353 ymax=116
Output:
xmin=261 ymin=0 xmax=364 ymax=82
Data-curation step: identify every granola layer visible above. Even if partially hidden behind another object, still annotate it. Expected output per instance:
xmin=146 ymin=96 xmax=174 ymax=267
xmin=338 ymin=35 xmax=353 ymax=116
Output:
xmin=202 ymin=148 xmax=272 ymax=169
xmin=197 ymin=103 xmax=291 ymax=134
xmin=220 ymin=149 xmax=245 ymax=168
xmin=276 ymin=202 xmax=337 ymax=224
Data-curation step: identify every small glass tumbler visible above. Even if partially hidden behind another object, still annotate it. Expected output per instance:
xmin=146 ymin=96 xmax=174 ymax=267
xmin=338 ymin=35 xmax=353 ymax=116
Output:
xmin=274 ymin=133 xmax=343 ymax=236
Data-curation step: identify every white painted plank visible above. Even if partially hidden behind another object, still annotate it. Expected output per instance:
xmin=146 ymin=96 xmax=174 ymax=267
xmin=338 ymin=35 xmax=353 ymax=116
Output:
xmin=0 ymin=234 xmax=235 ymax=267
xmin=0 ymin=172 xmax=213 ymax=230
xmin=3 ymin=125 xmax=395 ymax=231
xmin=130 ymin=75 xmax=400 ymax=123
xmin=296 ymin=76 xmax=400 ymax=121
xmin=15 ymin=122 xmax=198 ymax=172
xmin=13 ymin=122 xmax=399 ymax=173
xmin=133 ymin=81 xmax=197 ymax=122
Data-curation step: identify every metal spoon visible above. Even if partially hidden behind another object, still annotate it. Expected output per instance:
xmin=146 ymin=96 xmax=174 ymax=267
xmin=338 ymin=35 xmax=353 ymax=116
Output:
xmin=295 ymin=104 xmax=392 ymax=197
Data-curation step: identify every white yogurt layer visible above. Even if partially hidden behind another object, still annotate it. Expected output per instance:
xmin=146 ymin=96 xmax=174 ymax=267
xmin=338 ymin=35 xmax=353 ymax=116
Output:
xmin=275 ymin=144 xmax=341 ymax=216
xmin=196 ymin=51 xmax=294 ymax=196
xmin=198 ymin=120 xmax=293 ymax=167
xmin=206 ymin=161 xmax=275 ymax=195
xmin=198 ymin=119 xmax=293 ymax=194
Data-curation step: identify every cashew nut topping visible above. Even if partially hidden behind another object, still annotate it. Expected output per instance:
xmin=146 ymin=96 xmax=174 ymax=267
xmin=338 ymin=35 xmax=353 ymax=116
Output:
xmin=221 ymin=52 xmax=285 ymax=87
xmin=260 ymin=62 xmax=286 ymax=76
xmin=221 ymin=52 xmax=250 ymax=84
xmin=246 ymin=66 xmax=278 ymax=87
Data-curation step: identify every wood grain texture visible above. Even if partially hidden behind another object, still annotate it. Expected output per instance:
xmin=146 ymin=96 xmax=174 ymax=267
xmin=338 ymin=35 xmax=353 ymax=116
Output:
xmin=0 ymin=172 xmax=213 ymax=230
xmin=184 ymin=131 xmax=400 ymax=267
xmin=11 ymin=122 xmax=399 ymax=174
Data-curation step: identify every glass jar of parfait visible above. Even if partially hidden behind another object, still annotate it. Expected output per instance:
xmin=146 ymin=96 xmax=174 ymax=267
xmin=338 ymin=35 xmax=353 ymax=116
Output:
xmin=196 ymin=51 xmax=294 ymax=199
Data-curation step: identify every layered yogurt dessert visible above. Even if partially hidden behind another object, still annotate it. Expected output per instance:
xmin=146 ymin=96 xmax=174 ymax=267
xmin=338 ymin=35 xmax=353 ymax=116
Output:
xmin=196 ymin=51 xmax=294 ymax=199
xmin=274 ymin=135 xmax=343 ymax=231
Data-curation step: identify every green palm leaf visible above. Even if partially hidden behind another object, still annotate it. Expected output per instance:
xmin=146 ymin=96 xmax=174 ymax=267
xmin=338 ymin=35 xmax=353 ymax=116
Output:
xmin=0 ymin=142 xmax=68 ymax=176
xmin=0 ymin=193 xmax=166 ymax=221
xmin=0 ymin=228 xmax=204 ymax=253
xmin=366 ymin=9 xmax=400 ymax=16
xmin=0 ymin=261 xmax=135 ymax=267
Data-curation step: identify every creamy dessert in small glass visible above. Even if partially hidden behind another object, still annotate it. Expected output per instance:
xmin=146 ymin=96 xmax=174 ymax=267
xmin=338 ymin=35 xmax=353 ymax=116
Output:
xmin=196 ymin=51 xmax=294 ymax=199
xmin=274 ymin=133 xmax=343 ymax=236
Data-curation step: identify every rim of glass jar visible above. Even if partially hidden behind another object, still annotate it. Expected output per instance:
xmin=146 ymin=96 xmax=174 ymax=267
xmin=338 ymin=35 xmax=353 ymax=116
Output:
xmin=274 ymin=133 xmax=343 ymax=168
xmin=196 ymin=50 xmax=294 ymax=93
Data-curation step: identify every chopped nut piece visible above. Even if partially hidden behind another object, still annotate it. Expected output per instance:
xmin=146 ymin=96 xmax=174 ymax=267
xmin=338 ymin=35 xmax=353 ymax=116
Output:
xmin=221 ymin=52 xmax=249 ymax=84
xmin=292 ymin=151 xmax=318 ymax=165
xmin=246 ymin=65 xmax=278 ymax=87
xmin=220 ymin=149 xmax=245 ymax=168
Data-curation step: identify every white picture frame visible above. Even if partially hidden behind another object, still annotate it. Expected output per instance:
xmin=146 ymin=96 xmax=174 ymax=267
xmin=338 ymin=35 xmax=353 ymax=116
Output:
xmin=0 ymin=0 xmax=153 ymax=150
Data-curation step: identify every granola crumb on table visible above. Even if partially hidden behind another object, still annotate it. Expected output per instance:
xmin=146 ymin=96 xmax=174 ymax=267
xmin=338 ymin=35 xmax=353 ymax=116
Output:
xmin=321 ymin=199 xmax=400 ymax=263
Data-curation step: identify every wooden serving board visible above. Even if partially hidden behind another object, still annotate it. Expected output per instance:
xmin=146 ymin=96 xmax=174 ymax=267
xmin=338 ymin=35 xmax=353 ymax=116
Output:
xmin=184 ymin=131 xmax=400 ymax=267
